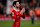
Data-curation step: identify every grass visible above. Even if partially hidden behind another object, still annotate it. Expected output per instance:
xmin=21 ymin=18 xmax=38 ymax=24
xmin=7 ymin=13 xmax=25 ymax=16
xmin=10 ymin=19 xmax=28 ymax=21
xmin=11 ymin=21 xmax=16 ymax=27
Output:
xmin=0 ymin=20 xmax=40 ymax=27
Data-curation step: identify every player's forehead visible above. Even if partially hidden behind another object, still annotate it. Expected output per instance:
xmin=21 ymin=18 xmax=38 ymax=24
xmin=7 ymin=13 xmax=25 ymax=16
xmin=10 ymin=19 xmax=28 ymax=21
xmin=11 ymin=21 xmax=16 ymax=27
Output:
xmin=16 ymin=2 xmax=19 ymax=4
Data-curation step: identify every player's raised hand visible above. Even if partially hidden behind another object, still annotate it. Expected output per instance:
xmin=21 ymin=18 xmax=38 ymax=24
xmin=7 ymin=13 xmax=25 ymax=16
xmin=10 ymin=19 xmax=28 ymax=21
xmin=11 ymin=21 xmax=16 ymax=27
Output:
xmin=20 ymin=8 xmax=25 ymax=15
xmin=22 ymin=8 xmax=25 ymax=13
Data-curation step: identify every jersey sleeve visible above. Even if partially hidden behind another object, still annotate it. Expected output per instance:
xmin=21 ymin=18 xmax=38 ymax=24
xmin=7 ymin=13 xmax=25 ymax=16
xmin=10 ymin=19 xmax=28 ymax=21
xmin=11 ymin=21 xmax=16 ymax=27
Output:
xmin=11 ymin=11 xmax=16 ymax=19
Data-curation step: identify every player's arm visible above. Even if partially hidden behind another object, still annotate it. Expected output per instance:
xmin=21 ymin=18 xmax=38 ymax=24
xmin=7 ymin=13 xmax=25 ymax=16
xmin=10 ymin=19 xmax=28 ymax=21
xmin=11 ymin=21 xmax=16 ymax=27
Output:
xmin=20 ymin=8 xmax=25 ymax=17
xmin=11 ymin=12 xmax=16 ymax=22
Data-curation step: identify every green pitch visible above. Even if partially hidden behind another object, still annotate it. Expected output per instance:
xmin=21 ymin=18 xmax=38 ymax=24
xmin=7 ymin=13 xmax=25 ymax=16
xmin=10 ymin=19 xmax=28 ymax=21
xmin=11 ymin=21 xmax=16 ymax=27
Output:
xmin=0 ymin=20 xmax=40 ymax=27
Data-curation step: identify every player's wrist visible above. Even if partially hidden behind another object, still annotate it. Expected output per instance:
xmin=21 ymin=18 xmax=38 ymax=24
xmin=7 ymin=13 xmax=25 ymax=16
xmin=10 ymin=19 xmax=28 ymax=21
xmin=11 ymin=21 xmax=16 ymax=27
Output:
xmin=20 ymin=12 xmax=23 ymax=15
xmin=13 ymin=19 xmax=15 ymax=22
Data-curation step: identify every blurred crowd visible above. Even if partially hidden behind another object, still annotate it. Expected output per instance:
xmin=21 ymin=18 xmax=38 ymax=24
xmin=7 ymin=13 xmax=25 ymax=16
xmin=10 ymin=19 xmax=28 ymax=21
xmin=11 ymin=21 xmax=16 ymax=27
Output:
xmin=19 ymin=0 xmax=40 ymax=15
xmin=19 ymin=0 xmax=40 ymax=19
xmin=0 ymin=0 xmax=40 ymax=17
xmin=0 ymin=0 xmax=7 ymax=16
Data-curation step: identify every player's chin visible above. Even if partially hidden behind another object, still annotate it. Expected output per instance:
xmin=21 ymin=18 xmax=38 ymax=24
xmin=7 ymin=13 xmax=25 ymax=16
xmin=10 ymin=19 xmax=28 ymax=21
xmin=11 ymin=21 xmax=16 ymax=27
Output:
xmin=17 ymin=6 xmax=19 ymax=8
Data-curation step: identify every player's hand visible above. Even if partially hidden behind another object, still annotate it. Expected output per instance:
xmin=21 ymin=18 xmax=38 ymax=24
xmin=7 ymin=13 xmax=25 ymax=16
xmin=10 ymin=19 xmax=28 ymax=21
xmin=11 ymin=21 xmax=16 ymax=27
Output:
xmin=20 ymin=8 xmax=25 ymax=14
xmin=21 ymin=8 xmax=25 ymax=13
xmin=22 ymin=8 xmax=25 ymax=13
xmin=13 ymin=19 xmax=15 ymax=22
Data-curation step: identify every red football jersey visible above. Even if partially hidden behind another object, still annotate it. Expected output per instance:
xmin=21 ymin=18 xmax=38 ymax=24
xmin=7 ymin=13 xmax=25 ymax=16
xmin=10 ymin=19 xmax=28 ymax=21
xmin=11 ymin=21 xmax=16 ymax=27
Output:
xmin=11 ymin=9 xmax=23 ymax=21
xmin=11 ymin=8 xmax=23 ymax=27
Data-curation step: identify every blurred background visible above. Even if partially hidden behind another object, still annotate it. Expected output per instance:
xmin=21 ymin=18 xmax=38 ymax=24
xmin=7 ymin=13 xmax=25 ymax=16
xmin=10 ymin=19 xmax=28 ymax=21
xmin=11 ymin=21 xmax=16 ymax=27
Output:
xmin=0 ymin=0 xmax=40 ymax=27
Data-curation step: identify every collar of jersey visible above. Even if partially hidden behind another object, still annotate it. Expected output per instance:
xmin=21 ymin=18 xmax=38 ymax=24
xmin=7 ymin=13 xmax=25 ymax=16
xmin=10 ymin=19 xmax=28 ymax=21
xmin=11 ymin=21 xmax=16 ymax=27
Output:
xmin=13 ymin=6 xmax=19 ymax=11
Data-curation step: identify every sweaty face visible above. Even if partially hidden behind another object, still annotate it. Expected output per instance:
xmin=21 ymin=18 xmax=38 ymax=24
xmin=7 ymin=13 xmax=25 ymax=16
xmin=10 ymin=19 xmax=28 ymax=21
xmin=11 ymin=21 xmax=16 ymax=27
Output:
xmin=16 ymin=2 xmax=20 ymax=8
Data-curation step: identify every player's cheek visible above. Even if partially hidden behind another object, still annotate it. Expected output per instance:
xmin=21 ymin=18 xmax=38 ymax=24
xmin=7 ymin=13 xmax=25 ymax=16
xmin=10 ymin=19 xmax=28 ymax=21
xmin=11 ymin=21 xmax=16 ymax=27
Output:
xmin=17 ymin=4 xmax=20 ymax=6
xmin=19 ymin=4 xmax=20 ymax=6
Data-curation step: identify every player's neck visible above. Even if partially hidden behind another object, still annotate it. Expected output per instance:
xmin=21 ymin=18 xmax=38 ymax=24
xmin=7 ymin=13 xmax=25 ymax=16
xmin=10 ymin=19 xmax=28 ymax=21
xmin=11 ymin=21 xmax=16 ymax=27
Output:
xmin=15 ymin=7 xmax=19 ymax=10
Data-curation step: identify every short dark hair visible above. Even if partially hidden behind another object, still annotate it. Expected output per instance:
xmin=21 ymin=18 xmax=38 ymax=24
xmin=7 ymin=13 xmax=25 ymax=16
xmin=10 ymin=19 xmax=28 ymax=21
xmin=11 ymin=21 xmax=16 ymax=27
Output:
xmin=13 ymin=1 xmax=19 ymax=6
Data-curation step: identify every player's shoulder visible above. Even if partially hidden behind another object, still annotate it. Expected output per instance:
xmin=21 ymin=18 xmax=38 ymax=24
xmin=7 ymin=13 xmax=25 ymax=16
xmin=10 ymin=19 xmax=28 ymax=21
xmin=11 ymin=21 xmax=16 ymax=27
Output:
xmin=10 ymin=8 xmax=15 ymax=12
